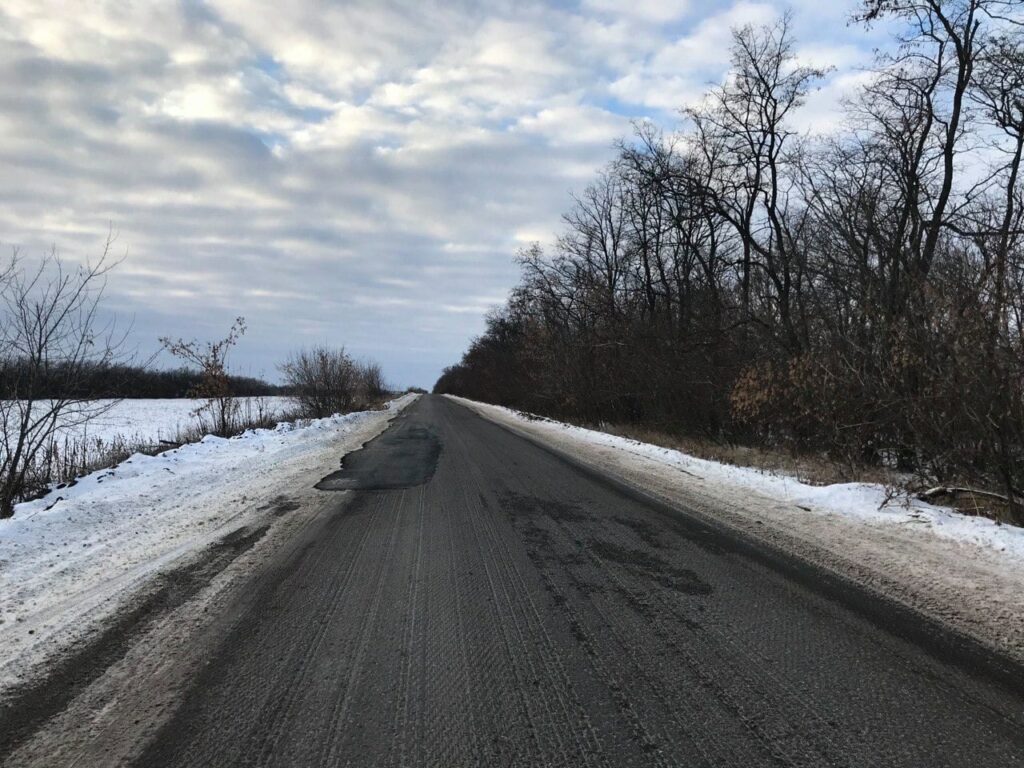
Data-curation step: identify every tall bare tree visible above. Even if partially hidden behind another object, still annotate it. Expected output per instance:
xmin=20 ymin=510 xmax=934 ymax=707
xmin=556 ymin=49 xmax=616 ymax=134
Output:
xmin=0 ymin=239 xmax=124 ymax=517
xmin=685 ymin=15 xmax=825 ymax=351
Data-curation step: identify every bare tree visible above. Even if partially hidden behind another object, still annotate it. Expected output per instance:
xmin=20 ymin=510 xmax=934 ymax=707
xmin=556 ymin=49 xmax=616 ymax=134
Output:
xmin=972 ymin=30 xmax=1024 ymax=324
xmin=0 ymin=240 xmax=124 ymax=517
xmin=685 ymin=15 xmax=826 ymax=351
xmin=160 ymin=318 xmax=246 ymax=437
xmin=857 ymin=0 xmax=995 ymax=281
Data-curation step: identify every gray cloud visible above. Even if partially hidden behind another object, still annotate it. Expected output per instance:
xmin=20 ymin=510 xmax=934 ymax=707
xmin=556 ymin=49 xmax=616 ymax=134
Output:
xmin=0 ymin=0 xmax=875 ymax=387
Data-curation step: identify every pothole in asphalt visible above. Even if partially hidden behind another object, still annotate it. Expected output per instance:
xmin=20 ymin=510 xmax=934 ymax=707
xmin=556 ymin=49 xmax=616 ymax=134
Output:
xmin=316 ymin=421 xmax=442 ymax=491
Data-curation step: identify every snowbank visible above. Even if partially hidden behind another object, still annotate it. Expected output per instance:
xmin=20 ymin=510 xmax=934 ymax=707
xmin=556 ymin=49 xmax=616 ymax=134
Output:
xmin=450 ymin=396 xmax=1024 ymax=661
xmin=0 ymin=394 xmax=417 ymax=693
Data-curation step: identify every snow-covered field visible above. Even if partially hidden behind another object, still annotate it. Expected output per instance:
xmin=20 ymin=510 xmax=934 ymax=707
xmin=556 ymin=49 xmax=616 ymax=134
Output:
xmin=450 ymin=395 xmax=1024 ymax=663
xmin=0 ymin=394 xmax=417 ymax=695
xmin=2 ymin=396 xmax=297 ymax=447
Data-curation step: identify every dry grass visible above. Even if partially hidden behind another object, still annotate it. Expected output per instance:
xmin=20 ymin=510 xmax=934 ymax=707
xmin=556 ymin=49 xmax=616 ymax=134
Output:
xmin=917 ymin=486 xmax=1022 ymax=525
xmin=595 ymin=422 xmax=1024 ymax=525
xmin=596 ymin=422 xmax=901 ymax=488
xmin=21 ymin=402 xmax=306 ymax=503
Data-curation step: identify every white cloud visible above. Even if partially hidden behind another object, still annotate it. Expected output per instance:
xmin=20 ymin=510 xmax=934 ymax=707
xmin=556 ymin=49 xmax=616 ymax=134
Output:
xmin=790 ymin=70 xmax=877 ymax=134
xmin=0 ymin=0 xmax=881 ymax=386
xmin=158 ymin=80 xmax=246 ymax=122
xmin=610 ymin=2 xmax=778 ymax=110
xmin=582 ymin=0 xmax=691 ymax=24
xmin=515 ymin=105 xmax=632 ymax=146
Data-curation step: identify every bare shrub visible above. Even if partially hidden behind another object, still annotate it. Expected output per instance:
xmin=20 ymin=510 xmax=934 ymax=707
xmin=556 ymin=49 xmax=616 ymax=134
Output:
xmin=280 ymin=348 xmax=388 ymax=418
xmin=280 ymin=346 xmax=359 ymax=418
xmin=160 ymin=318 xmax=246 ymax=437
xmin=355 ymin=359 xmax=388 ymax=403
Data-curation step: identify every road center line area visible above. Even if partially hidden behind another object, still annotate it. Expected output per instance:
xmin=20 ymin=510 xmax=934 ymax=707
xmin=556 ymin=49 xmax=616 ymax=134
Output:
xmin=5 ymin=394 xmax=1024 ymax=767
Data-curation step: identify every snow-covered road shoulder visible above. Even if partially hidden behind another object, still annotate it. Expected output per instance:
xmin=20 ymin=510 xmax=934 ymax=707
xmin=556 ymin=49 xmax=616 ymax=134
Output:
xmin=0 ymin=394 xmax=418 ymax=695
xmin=450 ymin=395 xmax=1024 ymax=664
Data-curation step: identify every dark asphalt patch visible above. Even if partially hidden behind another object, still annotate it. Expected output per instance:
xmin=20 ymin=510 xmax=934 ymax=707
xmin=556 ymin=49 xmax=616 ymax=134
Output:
xmin=612 ymin=515 xmax=665 ymax=549
xmin=587 ymin=539 xmax=713 ymax=596
xmin=257 ymin=496 xmax=301 ymax=516
xmin=499 ymin=490 xmax=589 ymax=522
xmin=315 ymin=420 xmax=441 ymax=491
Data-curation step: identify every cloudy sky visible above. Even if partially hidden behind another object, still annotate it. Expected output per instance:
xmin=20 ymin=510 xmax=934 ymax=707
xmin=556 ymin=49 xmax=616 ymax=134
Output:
xmin=0 ymin=0 xmax=891 ymax=387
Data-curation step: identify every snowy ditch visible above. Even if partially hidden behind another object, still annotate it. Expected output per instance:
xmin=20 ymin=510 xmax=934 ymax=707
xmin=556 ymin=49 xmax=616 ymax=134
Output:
xmin=0 ymin=394 xmax=417 ymax=696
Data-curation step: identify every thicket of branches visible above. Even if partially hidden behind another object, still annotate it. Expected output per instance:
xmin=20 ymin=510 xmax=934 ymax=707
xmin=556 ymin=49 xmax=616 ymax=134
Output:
xmin=280 ymin=347 xmax=388 ymax=418
xmin=436 ymin=1 xmax=1024 ymax=519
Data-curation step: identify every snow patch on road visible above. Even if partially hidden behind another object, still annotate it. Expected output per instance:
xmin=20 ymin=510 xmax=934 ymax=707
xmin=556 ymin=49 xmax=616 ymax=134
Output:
xmin=0 ymin=394 xmax=417 ymax=694
xmin=451 ymin=396 xmax=1024 ymax=661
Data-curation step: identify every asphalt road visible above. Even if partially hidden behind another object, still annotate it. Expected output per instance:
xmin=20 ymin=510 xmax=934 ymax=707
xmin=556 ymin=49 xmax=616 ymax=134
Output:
xmin=128 ymin=394 xmax=1024 ymax=766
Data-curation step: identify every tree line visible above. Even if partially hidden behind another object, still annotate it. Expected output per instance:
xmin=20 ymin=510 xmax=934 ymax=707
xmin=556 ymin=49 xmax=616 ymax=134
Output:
xmin=0 ymin=361 xmax=287 ymax=400
xmin=435 ymin=0 xmax=1024 ymax=519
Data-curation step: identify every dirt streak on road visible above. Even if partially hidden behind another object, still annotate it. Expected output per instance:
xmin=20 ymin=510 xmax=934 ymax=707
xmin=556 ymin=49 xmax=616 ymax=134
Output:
xmin=13 ymin=395 xmax=1024 ymax=766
